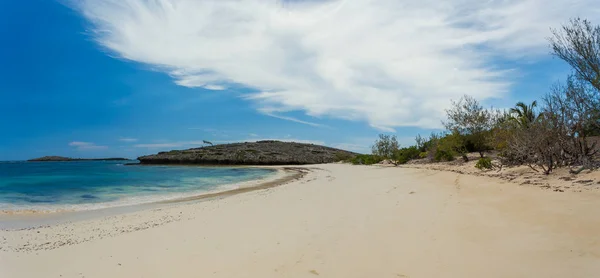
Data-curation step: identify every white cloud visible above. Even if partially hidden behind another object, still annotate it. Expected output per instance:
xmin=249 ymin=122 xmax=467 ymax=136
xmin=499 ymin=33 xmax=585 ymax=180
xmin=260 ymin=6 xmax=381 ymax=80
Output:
xmin=74 ymin=0 xmax=600 ymax=130
xmin=68 ymin=141 xmax=108 ymax=151
xmin=203 ymin=85 xmax=226 ymax=90
xmin=119 ymin=137 xmax=138 ymax=142
xmin=258 ymin=108 xmax=327 ymax=127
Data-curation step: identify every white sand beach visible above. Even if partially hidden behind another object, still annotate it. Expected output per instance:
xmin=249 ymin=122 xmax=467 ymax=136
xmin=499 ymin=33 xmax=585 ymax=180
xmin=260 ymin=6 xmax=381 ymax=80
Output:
xmin=2 ymin=164 xmax=600 ymax=278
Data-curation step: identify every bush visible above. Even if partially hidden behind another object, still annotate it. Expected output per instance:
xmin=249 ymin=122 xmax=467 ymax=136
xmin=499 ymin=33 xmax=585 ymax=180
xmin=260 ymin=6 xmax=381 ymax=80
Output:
xmin=392 ymin=146 xmax=421 ymax=165
xmin=424 ymin=132 xmax=463 ymax=162
xmin=419 ymin=152 xmax=428 ymax=158
xmin=475 ymin=157 xmax=493 ymax=170
xmin=334 ymin=152 xmax=354 ymax=162
xmin=350 ymin=154 xmax=384 ymax=165
xmin=434 ymin=149 xmax=455 ymax=162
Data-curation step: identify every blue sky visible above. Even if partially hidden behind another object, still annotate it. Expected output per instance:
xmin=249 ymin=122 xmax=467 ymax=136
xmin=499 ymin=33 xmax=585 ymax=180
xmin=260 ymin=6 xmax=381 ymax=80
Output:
xmin=0 ymin=0 xmax=594 ymax=160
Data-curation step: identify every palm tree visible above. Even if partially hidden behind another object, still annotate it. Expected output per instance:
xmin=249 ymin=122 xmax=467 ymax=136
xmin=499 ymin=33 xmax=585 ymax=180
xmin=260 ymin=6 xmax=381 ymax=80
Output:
xmin=510 ymin=101 xmax=538 ymax=128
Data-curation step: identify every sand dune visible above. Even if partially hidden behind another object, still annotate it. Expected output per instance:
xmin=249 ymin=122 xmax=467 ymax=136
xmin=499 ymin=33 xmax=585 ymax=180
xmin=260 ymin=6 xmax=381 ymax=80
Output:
xmin=2 ymin=164 xmax=599 ymax=278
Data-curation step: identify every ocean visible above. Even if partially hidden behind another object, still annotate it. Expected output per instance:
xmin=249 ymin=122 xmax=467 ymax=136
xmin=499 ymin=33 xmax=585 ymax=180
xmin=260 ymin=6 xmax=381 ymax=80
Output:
xmin=0 ymin=161 xmax=276 ymax=212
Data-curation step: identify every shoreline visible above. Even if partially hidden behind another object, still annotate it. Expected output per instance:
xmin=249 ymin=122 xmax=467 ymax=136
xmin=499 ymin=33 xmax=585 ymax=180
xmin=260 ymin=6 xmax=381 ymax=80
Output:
xmin=0 ymin=167 xmax=307 ymax=227
xmin=158 ymin=166 xmax=309 ymax=204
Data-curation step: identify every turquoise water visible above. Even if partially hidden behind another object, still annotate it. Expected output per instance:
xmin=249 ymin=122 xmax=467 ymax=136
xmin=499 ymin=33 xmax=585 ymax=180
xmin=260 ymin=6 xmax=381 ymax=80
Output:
xmin=0 ymin=161 xmax=276 ymax=211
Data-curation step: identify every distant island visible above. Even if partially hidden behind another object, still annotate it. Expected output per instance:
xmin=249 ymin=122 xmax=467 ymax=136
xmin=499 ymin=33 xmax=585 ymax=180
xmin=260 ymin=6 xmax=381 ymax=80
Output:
xmin=138 ymin=140 xmax=357 ymax=165
xmin=28 ymin=156 xmax=130 ymax=162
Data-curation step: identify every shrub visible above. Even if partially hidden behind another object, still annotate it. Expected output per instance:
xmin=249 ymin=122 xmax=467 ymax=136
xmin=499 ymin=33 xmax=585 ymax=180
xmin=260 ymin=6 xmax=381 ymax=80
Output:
xmin=392 ymin=146 xmax=421 ymax=165
xmin=334 ymin=152 xmax=354 ymax=162
xmin=475 ymin=157 xmax=493 ymax=170
xmin=419 ymin=152 xmax=428 ymax=158
xmin=350 ymin=154 xmax=384 ymax=165
xmin=424 ymin=132 xmax=463 ymax=162
xmin=434 ymin=149 xmax=455 ymax=162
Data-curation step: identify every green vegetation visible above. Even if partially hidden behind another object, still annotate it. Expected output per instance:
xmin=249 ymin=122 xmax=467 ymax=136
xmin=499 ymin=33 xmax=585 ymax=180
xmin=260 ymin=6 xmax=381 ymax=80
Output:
xmin=393 ymin=146 xmax=421 ymax=165
xmin=334 ymin=152 xmax=355 ymax=162
xmin=350 ymin=154 xmax=384 ymax=165
xmin=443 ymin=95 xmax=494 ymax=158
xmin=475 ymin=157 xmax=493 ymax=170
xmin=509 ymin=101 xmax=538 ymax=128
xmin=371 ymin=134 xmax=399 ymax=159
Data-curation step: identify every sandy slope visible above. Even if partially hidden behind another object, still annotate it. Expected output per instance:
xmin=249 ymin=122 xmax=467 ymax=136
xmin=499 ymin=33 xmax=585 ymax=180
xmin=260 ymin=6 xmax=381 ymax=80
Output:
xmin=1 ymin=164 xmax=599 ymax=278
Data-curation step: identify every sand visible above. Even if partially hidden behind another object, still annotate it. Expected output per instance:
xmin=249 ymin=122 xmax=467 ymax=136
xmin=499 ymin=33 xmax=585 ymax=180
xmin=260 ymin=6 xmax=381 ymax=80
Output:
xmin=1 ymin=164 xmax=600 ymax=277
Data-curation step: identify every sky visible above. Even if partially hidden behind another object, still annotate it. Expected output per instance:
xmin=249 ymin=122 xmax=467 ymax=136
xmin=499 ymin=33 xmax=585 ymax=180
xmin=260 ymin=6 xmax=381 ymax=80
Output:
xmin=0 ymin=0 xmax=598 ymax=160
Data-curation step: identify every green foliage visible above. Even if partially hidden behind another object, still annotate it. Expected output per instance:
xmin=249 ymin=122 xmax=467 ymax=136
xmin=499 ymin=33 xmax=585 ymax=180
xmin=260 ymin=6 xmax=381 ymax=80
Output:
xmin=417 ymin=132 xmax=469 ymax=162
xmin=509 ymin=101 xmax=538 ymax=128
xmin=436 ymin=132 xmax=465 ymax=161
xmin=350 ymin=154 xmax=384 ymax=165
xmin=334 ymin=152 xmax=355 ymax=162
xmin=443 ymin=95 xmax=494 ymax=157
xmin=488 ymin=110 xmax=518 ymax=154
xmin=475 ymin=157 xmax=493 ymax=170
xmin=392 ymin=146 xmax=421 ymax=165
xmin=434 ymin=149 xmax=455 ymax=162
xmin=371 ymin=134 xmax=399 ymax=159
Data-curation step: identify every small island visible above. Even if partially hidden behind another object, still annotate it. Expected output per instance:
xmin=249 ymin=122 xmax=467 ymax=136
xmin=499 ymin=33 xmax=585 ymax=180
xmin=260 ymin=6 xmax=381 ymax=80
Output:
xmin=28 ymin=156 xmax=130 ymax=162
xmin=138 ymin=140 xmax=357 ymax=165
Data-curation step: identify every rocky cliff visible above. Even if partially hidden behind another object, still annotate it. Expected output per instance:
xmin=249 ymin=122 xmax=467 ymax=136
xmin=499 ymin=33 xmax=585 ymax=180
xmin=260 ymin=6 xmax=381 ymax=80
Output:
xmin=137 ymin=141 xmax=357 ymax=165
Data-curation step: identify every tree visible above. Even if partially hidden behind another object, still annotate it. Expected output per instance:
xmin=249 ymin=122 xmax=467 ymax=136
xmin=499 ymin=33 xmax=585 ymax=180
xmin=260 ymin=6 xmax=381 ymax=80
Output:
xmin=203 ymin=140 xmax=214 ymax=146
xmin=443 ymin=95 xmax=493 ymax=158
xmin=415 ymin=134 xmax=425 ymax=152
xmin=543 ymin=78 xmax=599 ymax=169
xmin=371 ymin=134 xmax=399 ymax=160
xmin=502 ymin=77 xmax=600 ymax=173
xmin=549 ymin=18 xmax=600 ymax=92
xmin=505 ymin=114 xmax=562 ymax=175
xmin=509 ymin=101 xmax=538 ymax=128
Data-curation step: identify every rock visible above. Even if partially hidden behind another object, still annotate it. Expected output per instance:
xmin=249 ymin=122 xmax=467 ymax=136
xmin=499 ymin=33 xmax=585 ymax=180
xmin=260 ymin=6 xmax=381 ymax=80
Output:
xmin=137 ymin=140 xmax=357 ymax=165
xmin=28 ymin=156 xmax=130 ymax=162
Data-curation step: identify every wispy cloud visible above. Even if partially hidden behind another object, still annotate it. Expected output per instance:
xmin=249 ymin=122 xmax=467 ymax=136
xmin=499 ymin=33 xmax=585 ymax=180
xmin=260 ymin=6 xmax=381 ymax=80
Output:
xmin=73 ymin=0 xmax=600 ymax=130
xmin=68 ymin=141 xmax=108 ymax=151
xmin=258 ymin=108 xmax=327 ymax=128
xmin=119 ymin=137 xmax=138 ymax=142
